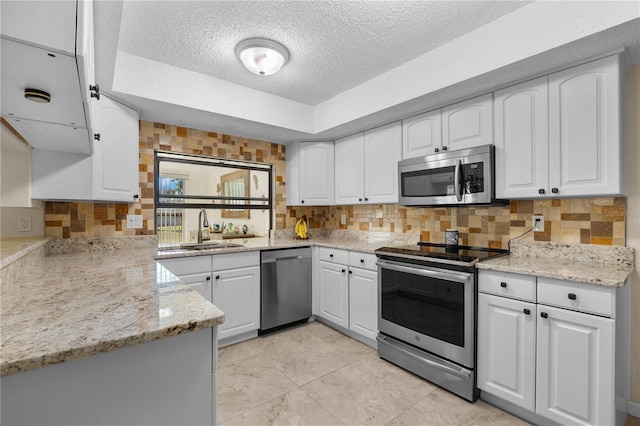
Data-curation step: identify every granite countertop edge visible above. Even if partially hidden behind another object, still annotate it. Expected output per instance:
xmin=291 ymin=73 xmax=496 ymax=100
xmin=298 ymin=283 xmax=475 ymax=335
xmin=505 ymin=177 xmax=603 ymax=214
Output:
xmin=476 ymin=256 xmax=634 ymax=287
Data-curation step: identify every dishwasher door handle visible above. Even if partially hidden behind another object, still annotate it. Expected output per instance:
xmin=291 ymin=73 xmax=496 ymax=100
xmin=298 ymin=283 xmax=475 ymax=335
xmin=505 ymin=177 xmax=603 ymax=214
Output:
xmin=276 ymin=255 xmax=304 ymax=261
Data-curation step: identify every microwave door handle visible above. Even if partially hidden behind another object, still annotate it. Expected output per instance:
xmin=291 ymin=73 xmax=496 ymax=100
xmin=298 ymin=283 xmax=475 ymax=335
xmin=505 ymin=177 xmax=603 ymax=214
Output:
xmin=454 ymin=160 xmax=463 ymax=202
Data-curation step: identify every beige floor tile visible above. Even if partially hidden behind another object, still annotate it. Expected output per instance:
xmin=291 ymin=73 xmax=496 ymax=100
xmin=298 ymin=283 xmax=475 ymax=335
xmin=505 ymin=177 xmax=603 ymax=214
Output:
xmin=388 ymin=388 xmax=531 ymax=426
xmin=302 ymin=356 xmax=436 ymax=425
xmin=217 ymin=356 xmax=297 ymax=423
xmin=220 ymin=388 xmax=343 ymax=426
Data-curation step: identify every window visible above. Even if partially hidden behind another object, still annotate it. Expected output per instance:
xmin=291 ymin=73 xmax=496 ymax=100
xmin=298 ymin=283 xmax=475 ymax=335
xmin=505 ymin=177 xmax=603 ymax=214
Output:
xmin=154 ymin=151 xmax=273 ymax=246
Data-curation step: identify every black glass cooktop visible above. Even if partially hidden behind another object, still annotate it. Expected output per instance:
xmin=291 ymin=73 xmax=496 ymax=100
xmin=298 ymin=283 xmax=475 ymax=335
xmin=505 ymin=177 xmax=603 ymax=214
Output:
xmin=375 ymin=242 xmax=509 ymax=266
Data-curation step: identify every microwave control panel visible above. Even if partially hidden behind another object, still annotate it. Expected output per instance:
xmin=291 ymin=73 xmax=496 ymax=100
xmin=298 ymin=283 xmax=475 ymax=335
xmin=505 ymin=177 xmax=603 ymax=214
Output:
xmin=462 ymin=163 xmax=484 ymax=194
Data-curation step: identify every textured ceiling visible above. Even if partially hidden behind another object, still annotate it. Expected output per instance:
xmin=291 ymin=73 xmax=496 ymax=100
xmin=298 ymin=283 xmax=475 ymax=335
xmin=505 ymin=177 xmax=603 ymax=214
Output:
xmin=117 ymin=1 xmax=530 ymax=105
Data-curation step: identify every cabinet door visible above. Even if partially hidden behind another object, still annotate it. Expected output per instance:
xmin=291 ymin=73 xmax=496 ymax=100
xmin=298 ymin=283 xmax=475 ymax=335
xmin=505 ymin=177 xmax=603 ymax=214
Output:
xmin=442 ymin=93 xmax=493 ymax=151
xmin=548 ymin=55 xmax=622 ymax=197
xmin=348 ymin=267 xmax=378 ymax=342
xmin=177 ymin=272 xmax=212 ymax=302
xmin=494 ymin=77 xmax=549 ymax=199
xmin=213 ymin=266 xmax=260 ymax=340
xmin=364 ymin=122 xmax=401 ymax=204
xmin=317 ymin=261 xmax=349 ymax=328
xmin=299 ymin=141 xmax=335 ymax=205
xmin=335 ymin=133 xmax=365 ymax=205
xmin=536 ymin=305 xmax=614 ymax=426
xmin=92 ymin=96 xmax=139 ymax=202
xmin=402 ymin=110 xmax=442 ymax=159
xmin=285 ymin=141 xmax=300 ymax=205
xmin=477 ymin=293 xmax=536 ymax=411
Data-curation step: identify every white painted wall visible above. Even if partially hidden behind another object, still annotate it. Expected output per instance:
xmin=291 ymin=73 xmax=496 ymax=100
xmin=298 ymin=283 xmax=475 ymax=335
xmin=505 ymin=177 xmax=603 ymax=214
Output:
xmin=0 ymin=206 xmax=45 ymax=238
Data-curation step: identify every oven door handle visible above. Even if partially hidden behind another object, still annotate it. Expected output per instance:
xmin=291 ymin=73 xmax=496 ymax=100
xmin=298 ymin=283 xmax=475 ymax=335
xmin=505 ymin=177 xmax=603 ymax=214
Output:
xmin=376 ymin=260 xmax=471 ymax=282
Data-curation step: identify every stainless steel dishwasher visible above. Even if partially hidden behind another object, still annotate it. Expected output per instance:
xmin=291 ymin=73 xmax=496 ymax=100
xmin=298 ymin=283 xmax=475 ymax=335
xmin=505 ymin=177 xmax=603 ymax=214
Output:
xmin=260 ymin=247 xmax=312 ymax=333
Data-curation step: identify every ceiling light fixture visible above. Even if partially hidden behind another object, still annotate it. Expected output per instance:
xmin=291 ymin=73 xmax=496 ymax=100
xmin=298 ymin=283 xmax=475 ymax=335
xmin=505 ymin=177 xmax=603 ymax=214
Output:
xmin=235 ymin=38 xmax=289 ymax=76
xmin=24 ymin=88 xmax=51 ymax=103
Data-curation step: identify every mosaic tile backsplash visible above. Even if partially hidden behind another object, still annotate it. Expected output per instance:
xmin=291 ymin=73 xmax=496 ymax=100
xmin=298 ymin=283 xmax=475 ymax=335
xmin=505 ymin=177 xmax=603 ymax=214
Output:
xmin=44 ymin=120 xmax=626 ymax=249
xmin=285 ymin=197 xmax=627 ymax=249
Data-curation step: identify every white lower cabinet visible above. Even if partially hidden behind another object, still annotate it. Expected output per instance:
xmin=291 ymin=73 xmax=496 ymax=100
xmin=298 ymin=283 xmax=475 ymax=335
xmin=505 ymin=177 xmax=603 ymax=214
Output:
xmin=536 ymin=305 xmax=614 ymax=426
xmin=477 ymin=270 xmax=620 ymax=426
xmin=315 ymin=248 xmax=378 ymax=344
xmin=348 ymin=267 xmax=377 ymax=342
xmin=317 ymin=260 xmax=349 ymax=329
xmin=158 ymin=251 xmax=260 ymax=346
xmin=477 ymin=293 xmax=536 ymax=411
xmin=212 ymin=252 xmax=260 ymax=344
xmin=213 ymin=265 xmax=260 ymax=342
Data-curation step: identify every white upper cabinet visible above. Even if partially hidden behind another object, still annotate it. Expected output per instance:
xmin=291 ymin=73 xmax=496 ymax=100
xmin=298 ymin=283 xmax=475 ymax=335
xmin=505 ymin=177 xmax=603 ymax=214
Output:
xmin=32 ymin=96 xmax=140 ymax=203
xmin=92 ymin=96 xmax=140 ymax=202
xmin=299 ymin=141 xmax=335 ymax=205
xmin=364 ymin=122 xmax=402 ymax=204
xmin=285 ymin=142 xmax=301 ymax=205
xmin=402 ymin=109 xmax=442 ymax=159
xmin=494 ymin=77 xmax=550 ymax=199
xmin=335 ymin=122 xmax=401 ymax=205
xmin=548 ymin=55 xmax=623 ymax=197
xmin=0 ymin=0 xmax=97 ymax=155
xmin=442 ymin=93 xmax=493 ymax=151
xmin=335 ymin=133 xmax=365 ymax=205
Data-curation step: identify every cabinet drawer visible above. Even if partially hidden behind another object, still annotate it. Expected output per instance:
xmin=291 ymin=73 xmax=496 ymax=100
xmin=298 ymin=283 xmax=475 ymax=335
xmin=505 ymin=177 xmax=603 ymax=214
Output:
xmin=348 ymin=251 xmax=378 ymax=271
xmin=478 ymin=270 xmax=536 ymax=302
xmin=318 ymin=247 xmax=349 ymax=264
xmin=158 ymin=255 xmax=211 ymax=276
xmin=212 ymin=251 xmax=259 ymax=271
xmin=537 ymin=278 xmax=615 ymax=317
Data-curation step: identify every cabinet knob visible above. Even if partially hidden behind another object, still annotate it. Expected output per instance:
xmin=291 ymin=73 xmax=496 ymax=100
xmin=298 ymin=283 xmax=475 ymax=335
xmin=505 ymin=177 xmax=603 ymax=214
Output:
xmin=215 ymin=275 xmax=220 ymax=280
xmin=568 ymin=293 xmax=577 ymax=300
xmin=500 ymin=282 xmax=507 ymax=288
xmin=538 ymin=188 xmax=546 ymax=195
xmin=552 ymin=188 xmax=559 ymax=194
xmin=348 ymin=270 xmax=352 ymax=274
xmin=90 ymin=84 xmax=100 ymax=93
xmin=206 ymin=276 xmax=211 ymax=281
xmin=94 ymin=133 xmax=101 ymax=141
xmin=90 ymin=92 xmax=100 ymax=101
xmin=442 ymin=146 xmax=448 ymax=151
xmin=341 ymin=269 xmax=346 ymax=273
xmin=359 ymin=198 xmax=363 ymax=202
xmin=540 ymin=312 xmax=548 ymax=319
xmin=133 ymin=194 xmax=139 ymax=199
xmin=301 ymin=200 xmax=304 ymax=204
xmin=360 ymin=259 xmax=365 ymax=263
xmin=434 ymin=148 xmax=440 ymax=153
xmin=329 ymin=254 xmax=334 ymax=258
xmin=364 ymin=197 xmax=369 ymax=201
xmin=523 ymin=308 xmax=531 ymax=315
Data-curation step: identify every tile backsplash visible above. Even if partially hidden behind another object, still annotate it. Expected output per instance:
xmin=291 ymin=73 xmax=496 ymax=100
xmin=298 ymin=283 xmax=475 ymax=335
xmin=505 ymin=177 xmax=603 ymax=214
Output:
xmin=286 ymin=197 xmax=627 ymax=249
xmin=44 ymin=120 xmax=626 ymax=249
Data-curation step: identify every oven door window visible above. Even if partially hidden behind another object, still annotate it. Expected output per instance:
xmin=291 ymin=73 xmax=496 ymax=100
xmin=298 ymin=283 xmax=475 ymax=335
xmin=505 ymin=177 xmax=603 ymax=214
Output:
xmin=401 ymin=167 xmax=456 ymax=197
xmin=381 ymin=267 xmax=465 ymax=347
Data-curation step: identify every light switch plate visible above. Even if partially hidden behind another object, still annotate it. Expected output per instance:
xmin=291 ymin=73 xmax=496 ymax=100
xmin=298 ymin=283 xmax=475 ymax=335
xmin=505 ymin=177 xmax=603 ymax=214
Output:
xmin=127 ymin=215 xmax=143 ymax=229
xmin=340 ymin=214 xmax=346 ymax=225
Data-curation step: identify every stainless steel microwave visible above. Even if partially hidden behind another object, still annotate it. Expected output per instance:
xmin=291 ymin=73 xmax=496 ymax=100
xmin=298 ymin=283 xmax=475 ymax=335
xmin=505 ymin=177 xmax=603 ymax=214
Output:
xmin=398 ymin=145 xmax=506 ymax=206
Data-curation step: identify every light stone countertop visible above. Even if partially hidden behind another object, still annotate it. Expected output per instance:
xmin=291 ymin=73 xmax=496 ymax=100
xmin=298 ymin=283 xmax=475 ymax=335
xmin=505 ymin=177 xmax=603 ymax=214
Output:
xmin=476 ymin=240 xmax=634 ymax=287
xmin=1 ymin=243 xmax=224 ymax=377
xmin=0 ymin=236 xmax=50 ymax=269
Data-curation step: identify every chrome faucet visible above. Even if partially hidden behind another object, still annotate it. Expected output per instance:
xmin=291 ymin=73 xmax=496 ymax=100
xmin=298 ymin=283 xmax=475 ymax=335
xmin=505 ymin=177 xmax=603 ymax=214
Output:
xmin=197 ymin=209 xmax=209 ymax=244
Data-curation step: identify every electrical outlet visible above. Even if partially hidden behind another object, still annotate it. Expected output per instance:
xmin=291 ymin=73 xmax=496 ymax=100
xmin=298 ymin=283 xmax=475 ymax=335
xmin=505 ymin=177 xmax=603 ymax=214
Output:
xmin=340 ymin=214 xmax=346 ymax=225
xmin=18 ymin=216 xmax=32 ymax=232
xmin=126 ymin=215 xmax=144 ymax=229
xmin=533 ymin=215 xmax=544 ymax=232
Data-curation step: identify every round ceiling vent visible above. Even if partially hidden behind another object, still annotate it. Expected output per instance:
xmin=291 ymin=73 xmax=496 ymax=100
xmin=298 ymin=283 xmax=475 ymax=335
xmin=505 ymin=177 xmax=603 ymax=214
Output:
xmin=24 ymin=88 xmax=51 ymax=103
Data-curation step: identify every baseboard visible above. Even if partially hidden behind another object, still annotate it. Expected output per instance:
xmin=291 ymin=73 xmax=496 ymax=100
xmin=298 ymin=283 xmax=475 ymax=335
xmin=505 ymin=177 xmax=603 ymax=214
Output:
xmin=628 ymin=400 xmax=640 ymax=418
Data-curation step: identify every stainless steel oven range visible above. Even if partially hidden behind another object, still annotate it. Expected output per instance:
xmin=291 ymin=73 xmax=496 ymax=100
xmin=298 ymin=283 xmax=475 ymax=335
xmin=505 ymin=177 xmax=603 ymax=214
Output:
xmin=374 ymin=242 xmax=508 ymax=401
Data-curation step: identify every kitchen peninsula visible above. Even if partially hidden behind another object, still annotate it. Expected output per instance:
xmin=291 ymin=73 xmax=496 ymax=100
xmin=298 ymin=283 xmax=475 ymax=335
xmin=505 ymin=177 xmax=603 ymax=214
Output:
xmin=0 ymin=236 xmax=224 ymax=426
